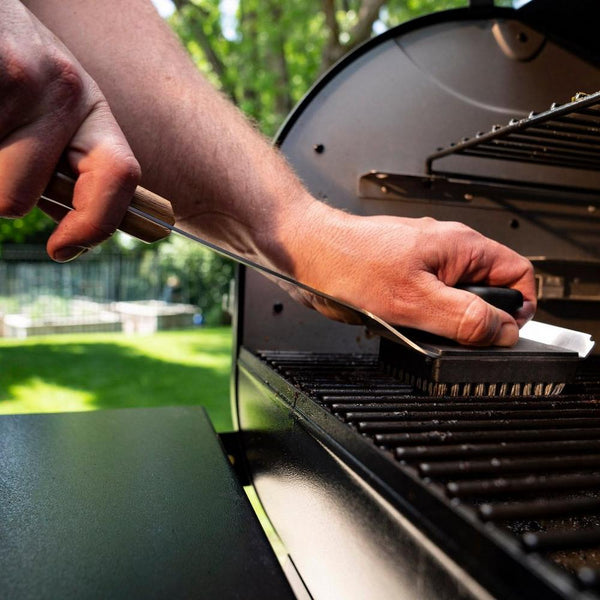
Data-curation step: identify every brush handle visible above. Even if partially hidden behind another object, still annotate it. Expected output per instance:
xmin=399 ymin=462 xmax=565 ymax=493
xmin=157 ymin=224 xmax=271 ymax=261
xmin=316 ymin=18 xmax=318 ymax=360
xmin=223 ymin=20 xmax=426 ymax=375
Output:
xmin=459 ymin=285 xmax=523 ymax=315
xmin=42 ymin=172 xmax=175 ymax=243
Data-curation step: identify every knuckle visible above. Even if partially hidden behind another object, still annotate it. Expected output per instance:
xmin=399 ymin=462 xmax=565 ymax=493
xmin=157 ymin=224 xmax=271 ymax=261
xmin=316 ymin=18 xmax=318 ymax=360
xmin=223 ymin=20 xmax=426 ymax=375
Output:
xmin=0 ymin=45 xmax=86 ymax=124
xmin=0 ymin=49 xmax=43 ymax=98
xmin=521 ymin=255 xmax=535 ymax=274
xmin=455 ymin=222 xmax=479 ymax=242
xmin=447 ymin=220 xmax=476 ymax=237
xmin=111 ymin=153 xmax=142 ymax=192
xmin=468 ymin=242 xmax=487 ymax=266
xmin=456 ymin=297 xmax=496 ymax=345
xmin=48 ymin=58 xmax=85 ymax=110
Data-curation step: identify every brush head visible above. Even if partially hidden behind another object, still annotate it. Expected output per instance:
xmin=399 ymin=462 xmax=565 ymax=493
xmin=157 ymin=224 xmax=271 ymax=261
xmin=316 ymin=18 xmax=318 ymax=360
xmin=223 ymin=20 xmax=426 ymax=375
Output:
xmin=379 ymin=333 xmax=580 ymax=397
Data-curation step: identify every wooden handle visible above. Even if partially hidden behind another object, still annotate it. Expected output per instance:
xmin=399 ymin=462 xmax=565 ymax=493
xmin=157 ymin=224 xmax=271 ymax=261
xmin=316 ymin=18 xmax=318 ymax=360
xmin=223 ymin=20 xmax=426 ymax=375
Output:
xmin=42 ymin=172 xmax=175 ymax=243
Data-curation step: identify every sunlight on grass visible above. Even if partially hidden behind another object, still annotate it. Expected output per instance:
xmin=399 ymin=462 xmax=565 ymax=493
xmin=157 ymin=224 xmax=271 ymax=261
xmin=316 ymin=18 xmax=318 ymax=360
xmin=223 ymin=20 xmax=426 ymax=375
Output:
xmin=1 ymin=377 xmax=95 ymax=414
xmin=100 ymin=331 xmax=232 ymax=368
xmin=0 ymin=328 xmax=234 ymax=430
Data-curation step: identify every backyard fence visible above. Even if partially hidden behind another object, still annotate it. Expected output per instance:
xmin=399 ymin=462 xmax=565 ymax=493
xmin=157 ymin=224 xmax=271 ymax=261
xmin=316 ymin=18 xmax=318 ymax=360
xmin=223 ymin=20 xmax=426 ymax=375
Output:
xmin=0 ymin=244 xmax=220 ymax=338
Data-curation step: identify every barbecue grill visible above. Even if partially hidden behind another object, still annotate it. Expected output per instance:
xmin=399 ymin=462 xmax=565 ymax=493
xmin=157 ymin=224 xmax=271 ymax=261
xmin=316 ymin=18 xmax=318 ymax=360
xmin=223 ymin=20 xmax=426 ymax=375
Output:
xmin=233 ymin=1 xmax=600 ymax=598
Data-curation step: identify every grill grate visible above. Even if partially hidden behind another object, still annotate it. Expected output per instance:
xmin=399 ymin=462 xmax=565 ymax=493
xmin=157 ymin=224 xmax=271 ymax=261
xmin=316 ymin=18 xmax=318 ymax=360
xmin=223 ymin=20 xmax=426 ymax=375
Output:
xmin=427 ymin=90 xmax=600 ymax=175
xmin=258 ymin=350 xmax=600 ymax=595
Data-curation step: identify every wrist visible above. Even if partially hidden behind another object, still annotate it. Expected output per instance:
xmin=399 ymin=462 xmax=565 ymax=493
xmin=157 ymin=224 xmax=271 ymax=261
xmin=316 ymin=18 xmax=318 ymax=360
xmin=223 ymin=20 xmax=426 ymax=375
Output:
xmin=279 ymin=198 xmax=354 ymax=288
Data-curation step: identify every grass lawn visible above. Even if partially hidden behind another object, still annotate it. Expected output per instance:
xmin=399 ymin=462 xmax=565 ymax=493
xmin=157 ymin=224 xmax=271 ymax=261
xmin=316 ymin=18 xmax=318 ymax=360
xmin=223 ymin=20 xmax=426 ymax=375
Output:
xmin=0 ymin=327 xmax=233 ymax=432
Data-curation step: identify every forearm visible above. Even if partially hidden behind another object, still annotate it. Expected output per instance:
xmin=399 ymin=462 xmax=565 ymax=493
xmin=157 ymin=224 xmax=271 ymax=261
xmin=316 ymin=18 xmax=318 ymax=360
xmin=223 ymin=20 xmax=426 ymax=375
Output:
xmin=24 ymin=0 xmax=315 ymax=274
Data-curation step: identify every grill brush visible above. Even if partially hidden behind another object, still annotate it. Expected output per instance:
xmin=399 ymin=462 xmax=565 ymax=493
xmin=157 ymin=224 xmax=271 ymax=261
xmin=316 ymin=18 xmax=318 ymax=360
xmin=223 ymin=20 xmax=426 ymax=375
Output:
xmin=379 ymin=334 xmax=580 ymax=397
xmin=379 ymin=288 xmax=584 ymax=397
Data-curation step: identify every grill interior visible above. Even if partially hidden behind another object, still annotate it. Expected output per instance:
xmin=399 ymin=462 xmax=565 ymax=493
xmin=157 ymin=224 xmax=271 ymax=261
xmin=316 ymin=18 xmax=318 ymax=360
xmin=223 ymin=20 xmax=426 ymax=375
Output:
xmin=256 ymin=349 xmax=600 ymax=596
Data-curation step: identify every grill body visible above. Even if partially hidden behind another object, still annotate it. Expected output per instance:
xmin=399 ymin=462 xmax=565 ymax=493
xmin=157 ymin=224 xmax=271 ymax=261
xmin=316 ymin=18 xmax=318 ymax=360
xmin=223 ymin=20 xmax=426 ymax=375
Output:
xmin=234 ymin=3 xmax=600 ymax=598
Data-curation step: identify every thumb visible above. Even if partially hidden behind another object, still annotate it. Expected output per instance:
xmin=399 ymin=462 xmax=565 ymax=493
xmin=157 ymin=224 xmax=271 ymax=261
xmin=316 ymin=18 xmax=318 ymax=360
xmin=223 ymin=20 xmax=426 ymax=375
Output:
xmin=412 ymin=283 xmax=520 ymax=346
xmin=47 ymin=103 xmax=140 ymax=262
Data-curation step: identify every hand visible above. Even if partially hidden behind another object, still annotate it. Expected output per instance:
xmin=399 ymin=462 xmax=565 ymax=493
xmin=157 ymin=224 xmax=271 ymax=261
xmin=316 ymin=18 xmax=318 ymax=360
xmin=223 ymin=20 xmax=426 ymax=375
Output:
xmin=285 ymin=203 xmax=536 ymax=347
xmin=0 ymin=0 xmax=139 ymax=261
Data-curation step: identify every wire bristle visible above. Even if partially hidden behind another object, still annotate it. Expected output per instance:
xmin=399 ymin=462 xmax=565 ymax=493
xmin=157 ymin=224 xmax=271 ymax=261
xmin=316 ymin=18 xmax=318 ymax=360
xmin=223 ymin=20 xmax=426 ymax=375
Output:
xmin=390 ymin=367 xmax=565 ymax=397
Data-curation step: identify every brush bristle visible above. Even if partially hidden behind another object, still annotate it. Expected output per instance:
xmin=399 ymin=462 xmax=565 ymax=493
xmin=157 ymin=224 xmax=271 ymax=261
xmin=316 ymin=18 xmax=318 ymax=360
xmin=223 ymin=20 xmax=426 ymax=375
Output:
xmin=378 ymin=335 xmax=577 ymax=398
xmin=390 ymin=367 xmax=565 ymax=397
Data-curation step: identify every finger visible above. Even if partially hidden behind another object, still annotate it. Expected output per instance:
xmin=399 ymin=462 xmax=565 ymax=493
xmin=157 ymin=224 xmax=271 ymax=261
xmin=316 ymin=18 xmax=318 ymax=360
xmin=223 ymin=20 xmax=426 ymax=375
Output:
xmin=513 ymin=300 xmax=536 ymax=328
xmin=407 ymin=281 xmax=520 ymax=346
xmin=0 ymin=18 xmax=88 ymax=219
xmin=46 ymin=104 xmax=140 ymax=262
xmin=0 ymin=120 xmax=69 ymax=219
xmin=463 ymin=244 xmax=537 ymax=326
xmin=485 ymin=269 xmax=536 ymax=327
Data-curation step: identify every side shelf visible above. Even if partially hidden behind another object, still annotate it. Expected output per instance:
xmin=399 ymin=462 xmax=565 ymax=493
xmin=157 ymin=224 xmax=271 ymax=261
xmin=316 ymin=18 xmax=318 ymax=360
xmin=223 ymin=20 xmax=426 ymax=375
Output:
xmin=0 ymin=406 xmax=294 ymax=600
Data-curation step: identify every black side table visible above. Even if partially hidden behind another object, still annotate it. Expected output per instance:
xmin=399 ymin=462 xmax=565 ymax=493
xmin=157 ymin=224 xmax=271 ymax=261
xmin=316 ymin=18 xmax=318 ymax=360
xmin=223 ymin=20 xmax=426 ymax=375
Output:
xmin=0 ymin=406 xmax=295 ymax=599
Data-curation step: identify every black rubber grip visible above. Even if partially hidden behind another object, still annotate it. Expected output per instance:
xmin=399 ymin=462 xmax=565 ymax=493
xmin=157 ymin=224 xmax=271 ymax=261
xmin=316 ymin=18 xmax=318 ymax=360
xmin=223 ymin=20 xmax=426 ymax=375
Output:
xmin=458 ymin=285 xmax=523 ymax=315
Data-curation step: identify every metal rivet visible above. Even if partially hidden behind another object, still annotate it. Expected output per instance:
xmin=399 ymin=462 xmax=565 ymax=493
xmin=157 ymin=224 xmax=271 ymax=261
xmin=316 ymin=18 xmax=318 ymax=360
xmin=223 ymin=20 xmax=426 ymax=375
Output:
xmin=273 ymin=302 xmax=284 ymax=314
xmin=313 ymin=144 xmax=325 ymax=154
xmin=509 ymin=219 xmax=520 ymax=229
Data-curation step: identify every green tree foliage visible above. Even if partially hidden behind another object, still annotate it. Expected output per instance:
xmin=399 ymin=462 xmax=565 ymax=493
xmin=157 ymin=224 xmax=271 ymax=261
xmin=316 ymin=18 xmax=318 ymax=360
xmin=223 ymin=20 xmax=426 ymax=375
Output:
xmin=169 ymin=0 xmax=468 ymax=136
xmin=0 ymin=208 xmax=54 ymax=245
xmin=147 ymin=235 xmax=234 ymax=324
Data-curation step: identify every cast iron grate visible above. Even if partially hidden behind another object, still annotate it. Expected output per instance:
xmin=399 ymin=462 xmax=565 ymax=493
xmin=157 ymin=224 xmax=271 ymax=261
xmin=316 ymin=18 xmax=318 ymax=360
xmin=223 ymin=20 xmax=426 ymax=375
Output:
xmin=258 ymin=350 xmax=600 ymax=596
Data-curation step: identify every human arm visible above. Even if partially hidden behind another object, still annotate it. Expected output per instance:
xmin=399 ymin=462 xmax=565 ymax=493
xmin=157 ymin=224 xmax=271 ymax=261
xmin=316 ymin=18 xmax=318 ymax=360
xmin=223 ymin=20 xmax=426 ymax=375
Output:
xmin=10 ymin=0 xmax=536 ymax=345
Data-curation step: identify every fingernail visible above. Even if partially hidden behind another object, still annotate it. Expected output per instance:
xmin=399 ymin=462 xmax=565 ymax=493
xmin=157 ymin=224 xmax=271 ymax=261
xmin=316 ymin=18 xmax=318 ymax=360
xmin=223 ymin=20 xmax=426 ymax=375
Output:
xmin=495 ymin=322 xmax=519 ymax=346
xmin=53 ymin=247 xmax=88 ymax=263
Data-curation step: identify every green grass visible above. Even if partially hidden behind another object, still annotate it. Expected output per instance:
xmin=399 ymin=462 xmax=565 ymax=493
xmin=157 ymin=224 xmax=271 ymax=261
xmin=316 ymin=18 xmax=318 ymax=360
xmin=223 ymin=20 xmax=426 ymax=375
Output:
xmin=0 ymin=327 xmax=233 ymax=431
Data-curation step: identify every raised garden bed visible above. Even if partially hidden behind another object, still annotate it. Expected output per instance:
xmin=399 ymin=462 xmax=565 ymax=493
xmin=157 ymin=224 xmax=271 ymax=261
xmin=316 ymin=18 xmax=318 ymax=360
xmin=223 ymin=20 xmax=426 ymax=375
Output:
xmin=2 ymin=312 xmax=122 ymax=338
xmin=111 ymin=300 xmax=198 ymax=334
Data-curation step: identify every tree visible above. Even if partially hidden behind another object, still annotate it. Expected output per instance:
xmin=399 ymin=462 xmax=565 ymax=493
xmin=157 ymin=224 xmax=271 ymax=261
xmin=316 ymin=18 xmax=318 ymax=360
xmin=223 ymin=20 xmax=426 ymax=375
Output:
xmin=169 ymin=0 xmax=466 ymax=136
xmin=150 ymin=234 xmax=235 ymax=323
